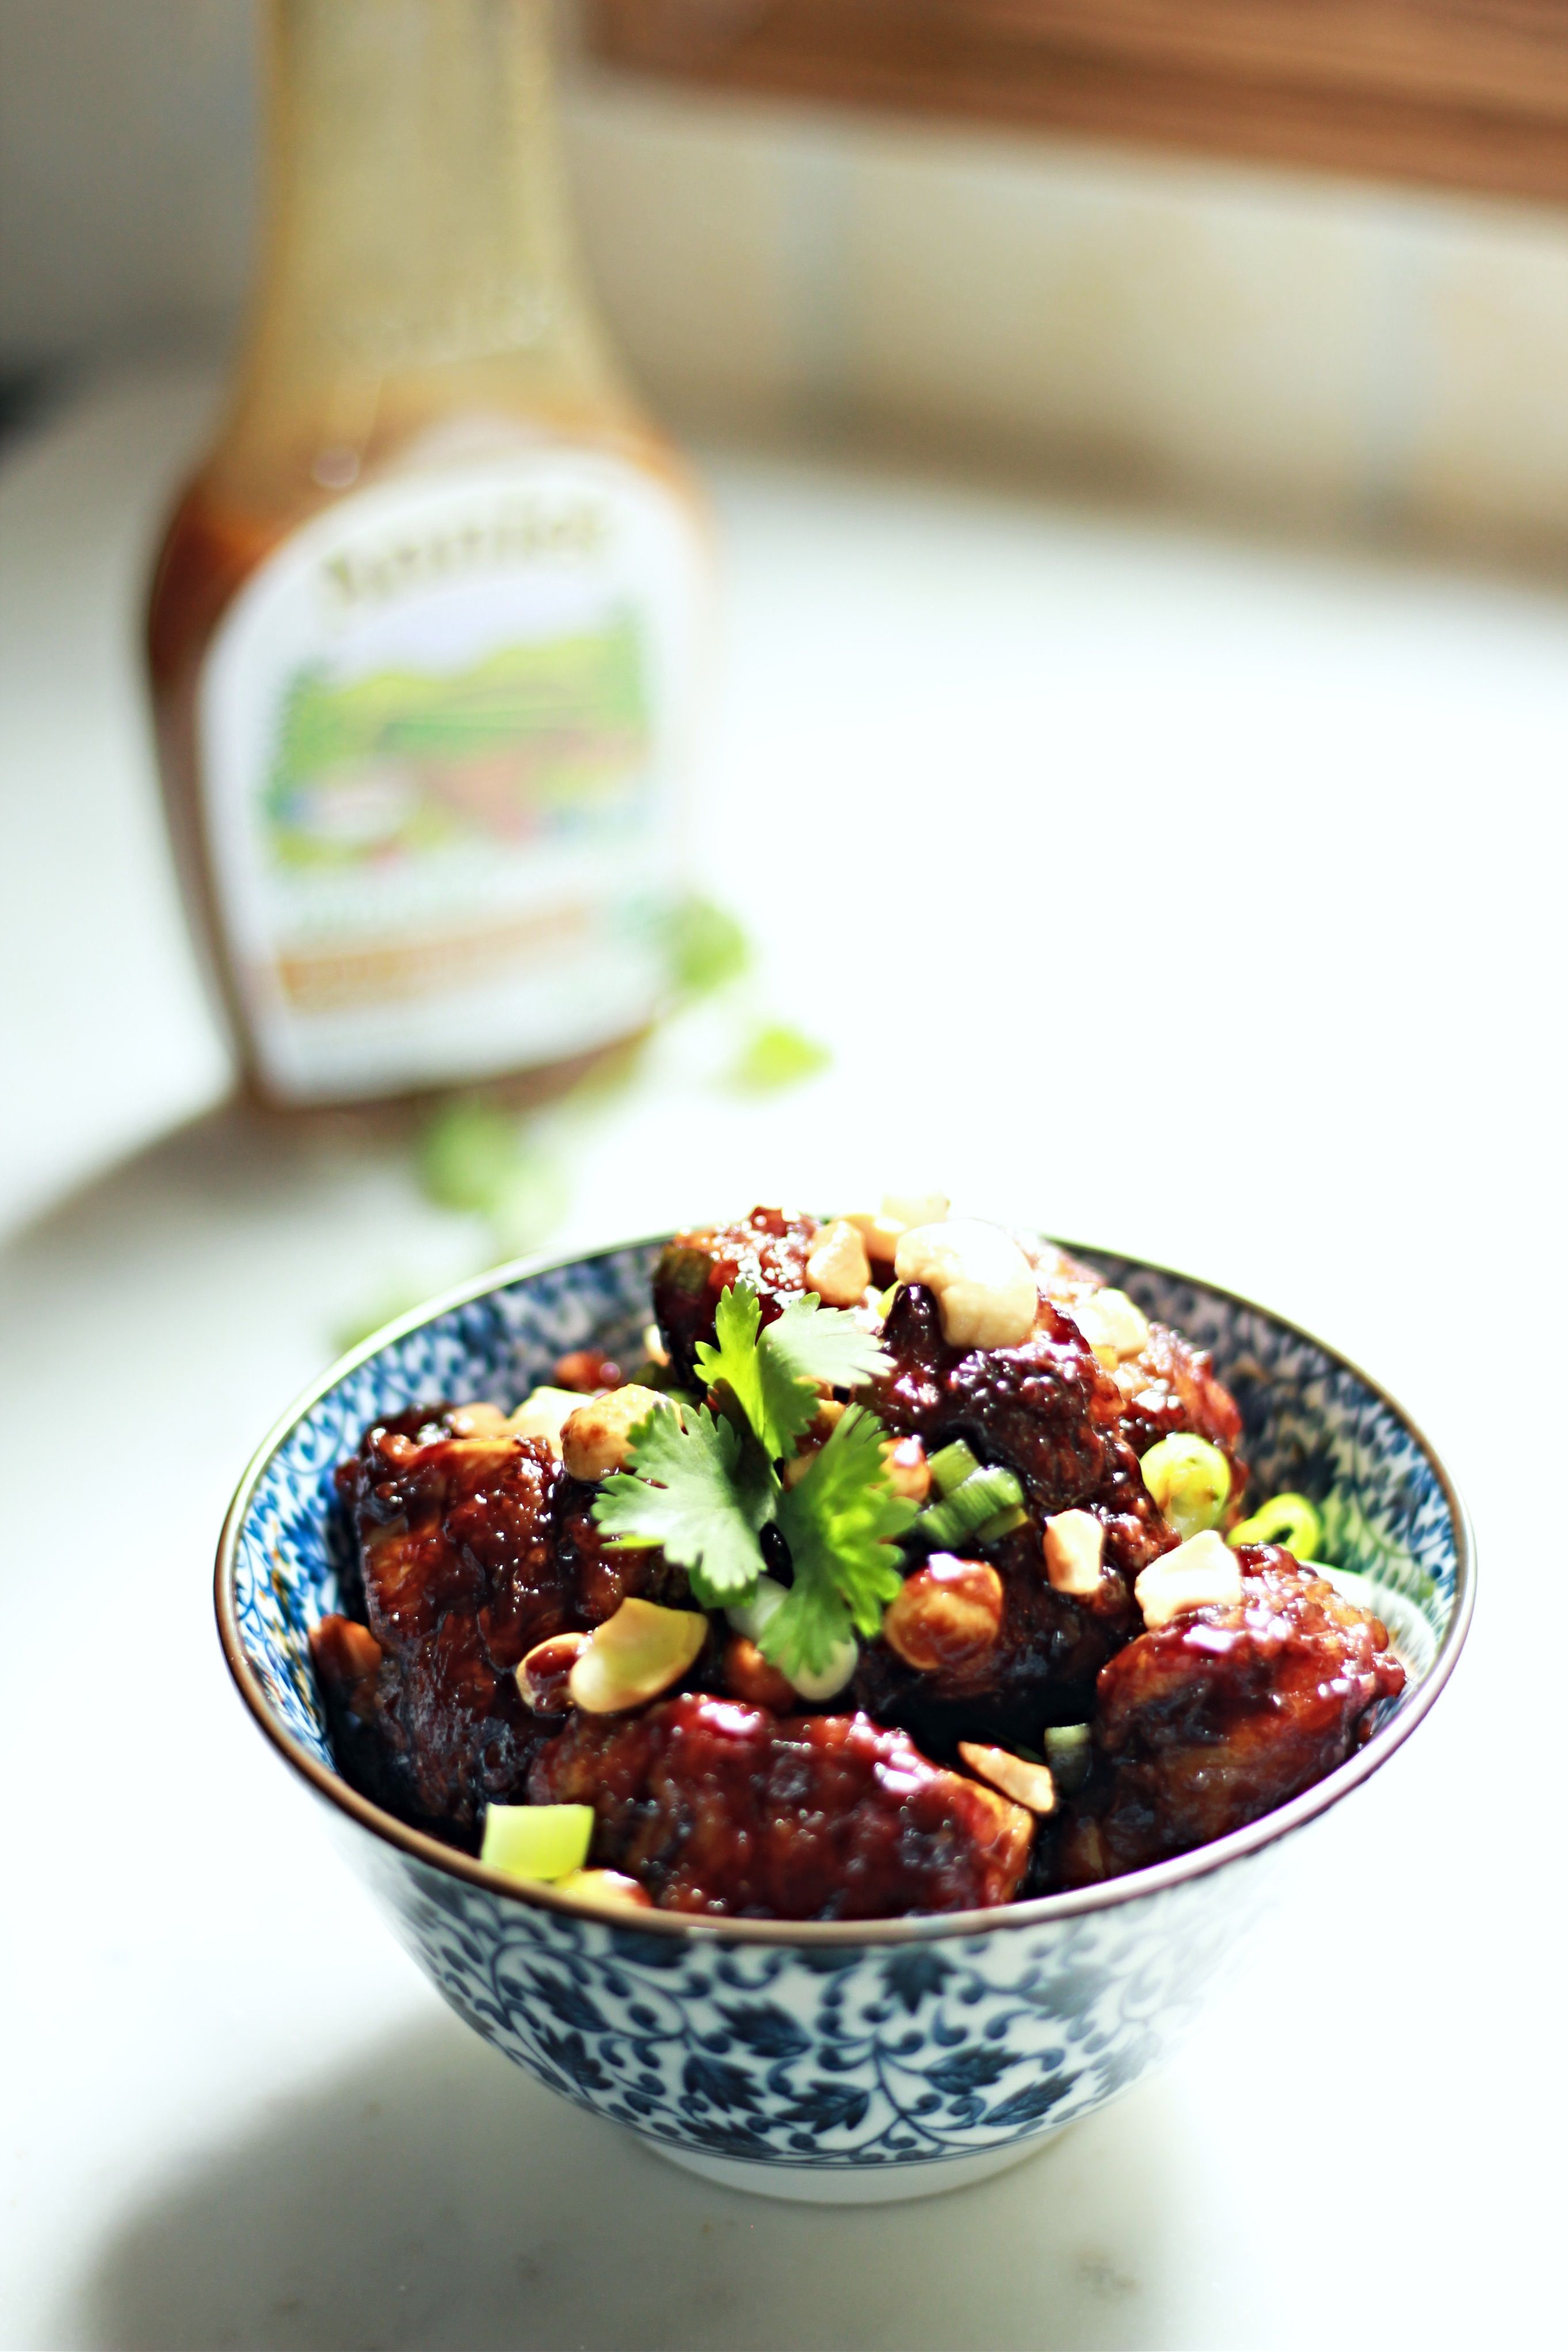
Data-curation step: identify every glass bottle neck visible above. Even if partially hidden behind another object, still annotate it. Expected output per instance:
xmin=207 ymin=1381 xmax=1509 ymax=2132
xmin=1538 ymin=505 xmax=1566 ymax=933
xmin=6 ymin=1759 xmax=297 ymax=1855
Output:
xmin=219 ymin=0 xmax=630 ymax=491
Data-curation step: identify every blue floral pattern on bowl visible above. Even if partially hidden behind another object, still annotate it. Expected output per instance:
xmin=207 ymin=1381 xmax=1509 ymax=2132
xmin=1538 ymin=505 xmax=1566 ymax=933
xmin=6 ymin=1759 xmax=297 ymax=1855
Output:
xmin=220 ymin=1237 xmax=1471 ymax=2199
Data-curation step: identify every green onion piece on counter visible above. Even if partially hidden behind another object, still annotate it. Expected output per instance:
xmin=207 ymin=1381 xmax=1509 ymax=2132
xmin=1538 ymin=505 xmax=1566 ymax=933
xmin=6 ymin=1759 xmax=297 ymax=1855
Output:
xmin=480 ymin=1803 xmax=594 ymax=1884
xmin=972 ymin=1504 xmax=1029 ymax=1545
xmin=928 ymin=1440 xmax=981 ymax=1497
xmin=418 ymin=1098 xmax=525 ymax=1214
xmin=910 ymin=1465 xmax=1024 ymax=1549
xmin=1043 ymin=1724 xmax=1093 ymax=1795
xmin=1139 ymin=1433 xmax=1231 ymax=1540
xmin=1228 ymin=1491 xmax=1325 ymax=1561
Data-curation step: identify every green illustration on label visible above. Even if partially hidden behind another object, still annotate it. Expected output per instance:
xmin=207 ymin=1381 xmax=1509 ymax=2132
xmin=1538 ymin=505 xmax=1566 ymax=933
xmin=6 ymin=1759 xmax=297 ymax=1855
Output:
xmin=260 ymin=607 xmax=650 ymax=870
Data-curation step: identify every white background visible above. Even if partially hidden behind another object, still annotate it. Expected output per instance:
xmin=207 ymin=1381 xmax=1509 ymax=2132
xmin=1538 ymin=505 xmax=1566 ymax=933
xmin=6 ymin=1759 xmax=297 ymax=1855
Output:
xmin=1 ymin=372 xmax=1564 ymax=2349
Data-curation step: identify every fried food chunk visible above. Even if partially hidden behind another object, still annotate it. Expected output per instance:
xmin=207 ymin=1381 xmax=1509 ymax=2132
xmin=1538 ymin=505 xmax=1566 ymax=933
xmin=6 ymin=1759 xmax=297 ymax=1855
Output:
xmin=651 ymin=1205 xmax=821 ymax=1383
xmin=530 ymin=1692 xmax=1033 ymax=1918
xmin=323 ymin=1406 xmax=696 ymax=1834
xmin=1108 ymin=1321 xmax=1246 ymax=1489
xmin=850 ymin=1519 xmax=1140 ymax=1753
xmin=1029 ymin=1248 xmax=1247 ymax=1493
xmin=321 ymin=1409 xmax=568 ymax=1831
xmin=1058 ymin=1547 xmax=1406 ymax=1885
xmin=848 ymin=1281 xmax=1167 ymax=1741
xmin=873 ymin=1282 xmax=1159 ymax=1550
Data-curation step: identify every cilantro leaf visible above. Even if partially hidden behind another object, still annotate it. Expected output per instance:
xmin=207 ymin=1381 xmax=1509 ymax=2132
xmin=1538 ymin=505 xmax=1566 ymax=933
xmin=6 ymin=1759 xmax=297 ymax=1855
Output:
xmin=695 ymin=1284 xmax=819 ymax=1463
xmin=762 ymin=1406 xmax=918 ymax=1678
xmin=726 ymin=1020 xmax=830 ymax=1092
xmin=663 ymin=894 xmax=751 ymax=1001
xmin=695 ymin=1283 xmax=892 ymax=1464
xmin=763 ymin=1290 xmax=891 ymax=1397
xmin=591 ymin=1401 xmax=773 ymax=1609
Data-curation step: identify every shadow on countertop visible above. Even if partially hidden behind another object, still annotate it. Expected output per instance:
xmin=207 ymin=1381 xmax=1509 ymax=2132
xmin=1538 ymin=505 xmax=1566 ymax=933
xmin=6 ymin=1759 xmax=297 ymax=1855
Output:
xmin=62 ymin=2010 xmax=1188 ymax=2352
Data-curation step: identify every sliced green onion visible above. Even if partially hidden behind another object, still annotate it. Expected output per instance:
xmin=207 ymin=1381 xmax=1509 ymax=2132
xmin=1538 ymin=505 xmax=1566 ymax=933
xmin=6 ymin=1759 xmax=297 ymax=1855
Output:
xmin=1228 ymin=1491 xmax=1324 ymax=1560
xmin=1043 ymin=1723 xmax=1093 ymax=1794
xmin=910 ymin=1465 xmax=1024 ymax=1549
xmin=972 ymin=1504 xmax=1029 ymax=1544
xmin=928 ymin=1440 xmax=981 ymax=1497
xmin=1139 ymin=1434 xmax=1231 ymax=1540
xmin=879 ymin=1283 xmax=902 ymax=1318
xmin=480 ymin=1802 xmax=594 ymax=1884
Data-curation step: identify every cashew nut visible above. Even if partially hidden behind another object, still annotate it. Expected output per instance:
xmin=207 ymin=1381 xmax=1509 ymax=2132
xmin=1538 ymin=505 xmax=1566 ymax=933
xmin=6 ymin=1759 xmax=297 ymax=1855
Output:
xmin=567 ymin=1596 xmax=708 ymax=1713
xmin=1043 ymin=1509 xmax=1105 ymax=1598
xmin=893 ymin=1219 xmax=1039 ymax=1351
xmin=1133 ymin=1530 xmax=1243 ymax=1630
xmin=1069 ymin=1288 xmax=1150 ymax=1367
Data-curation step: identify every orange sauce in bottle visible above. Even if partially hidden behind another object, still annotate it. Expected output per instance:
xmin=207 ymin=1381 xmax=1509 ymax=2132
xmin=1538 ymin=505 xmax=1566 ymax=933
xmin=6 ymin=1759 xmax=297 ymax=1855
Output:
xmin=147 ymin=0 xmax=707 ymax=1114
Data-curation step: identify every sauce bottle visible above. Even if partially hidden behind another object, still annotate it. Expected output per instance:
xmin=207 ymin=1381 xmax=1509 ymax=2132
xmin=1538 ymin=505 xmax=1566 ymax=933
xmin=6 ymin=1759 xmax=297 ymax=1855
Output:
xmin=147 ymin=0 xmax=707 ymax=1113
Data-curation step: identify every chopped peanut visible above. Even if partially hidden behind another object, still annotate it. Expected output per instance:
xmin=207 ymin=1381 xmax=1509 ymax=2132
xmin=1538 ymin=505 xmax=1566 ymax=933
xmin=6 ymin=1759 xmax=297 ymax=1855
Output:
xmin=781 ymin=1399 xmax=846 ymax=1488
xmin=310 ymin=1614 xmax=383 ymax=1718
xmin=883 ymin=1554 xmax=1004 ymax=1671
xmin=1043 ymin=1509 xmax=1105 ymax=1598
xmin=568 ymin=1597 xmax=708 ymax=1713
xmin=554 ymin=1347 xmax=620 ymax=1394
xmin=560 ymin=1383 xmax=669 ymax=1481
xmin=883 ymin=1434 xmax=932 ymax=1504
xmin=444 ymin=1402 xmax=509 ymax=1438
xmin=556 ymin=1869 xmax=653 ymax=1912
xmin=1069 ymin=1287 xmax=1150 ymax=1368
xmin=894 ymin=1219 xmax=1038 ymax=1350
xmin=1134 ymin=1530 xmax=1243 ymax=1630
xmin=845 ymin=1211 xmax=905 ymax=1265
xmin=805 ymin=1218 xmax=873 ymax=1307
xmin=517 ymin=1630 xmax=589 ymax=1713
xmin=723 ymin=1633 xmax=798 ymax=1712
xmin=642 ymin=1322 xmax=670 ymax=1368
xmin=958 ymin=1742 xmax=1057 ymax=1814
xmin=845 ymin=1190 xmax=953 ymax=1269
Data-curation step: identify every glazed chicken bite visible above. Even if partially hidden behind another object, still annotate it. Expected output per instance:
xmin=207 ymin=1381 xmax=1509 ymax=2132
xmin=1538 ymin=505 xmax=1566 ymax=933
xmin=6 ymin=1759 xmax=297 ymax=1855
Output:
xmin=652 ymin=1206 xmax=821 ymax=1382
xmin=1058 ymin=1546 xmax=1406 ymax=1886
xmin=531 ymin=1692 xmax=1033 ymax=1918
xmin=1029 ymin=1248 xmax=1247 ymax=1496
xmin=313 ymin=1403 xmax=699 ymax=1835
xmin=848 ymin=1280 xmax=1169 ymax=1745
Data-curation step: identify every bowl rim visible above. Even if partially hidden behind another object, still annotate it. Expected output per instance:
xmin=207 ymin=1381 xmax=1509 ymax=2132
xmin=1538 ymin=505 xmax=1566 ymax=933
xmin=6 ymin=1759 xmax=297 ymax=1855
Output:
xmin=216 ymin=1229 xmax=1475 ymax=1946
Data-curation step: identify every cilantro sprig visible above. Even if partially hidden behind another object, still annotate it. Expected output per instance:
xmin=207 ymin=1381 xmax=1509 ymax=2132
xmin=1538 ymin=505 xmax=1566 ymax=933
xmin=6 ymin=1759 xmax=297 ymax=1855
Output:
xmin=593 ymin=1401 xmax=773 ymax=1604
xmin=768 ymin=1405 xmax=917 ymax=1676
xmin=694 ymin=1283 xmax=890 ymax=1462
xmin=590 ymin=1280 xmax=910 ymax=1672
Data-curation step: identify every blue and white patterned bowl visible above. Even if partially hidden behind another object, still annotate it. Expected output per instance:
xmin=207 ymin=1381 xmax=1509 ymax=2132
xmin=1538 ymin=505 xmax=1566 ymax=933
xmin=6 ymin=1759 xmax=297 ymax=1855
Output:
xmin=216 ymin=1236 xmax=1472 ymax=2203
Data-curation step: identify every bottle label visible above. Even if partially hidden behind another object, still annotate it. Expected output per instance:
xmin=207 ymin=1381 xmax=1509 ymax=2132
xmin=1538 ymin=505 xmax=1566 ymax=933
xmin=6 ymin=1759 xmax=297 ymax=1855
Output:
xmin=198 ymin=450 xmax=705 ymax=1101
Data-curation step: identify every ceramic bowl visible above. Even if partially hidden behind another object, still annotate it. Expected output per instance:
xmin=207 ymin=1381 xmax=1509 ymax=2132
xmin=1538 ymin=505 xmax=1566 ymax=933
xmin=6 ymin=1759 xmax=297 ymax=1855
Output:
xmin=217 ymin=1237 xmax=1471 ymax=2204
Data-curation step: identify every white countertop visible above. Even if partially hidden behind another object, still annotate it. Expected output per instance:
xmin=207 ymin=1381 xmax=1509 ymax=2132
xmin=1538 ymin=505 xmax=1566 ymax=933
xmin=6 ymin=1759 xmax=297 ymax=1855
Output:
xmin=2 ymin=372 xmax=1562 ymax=2350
